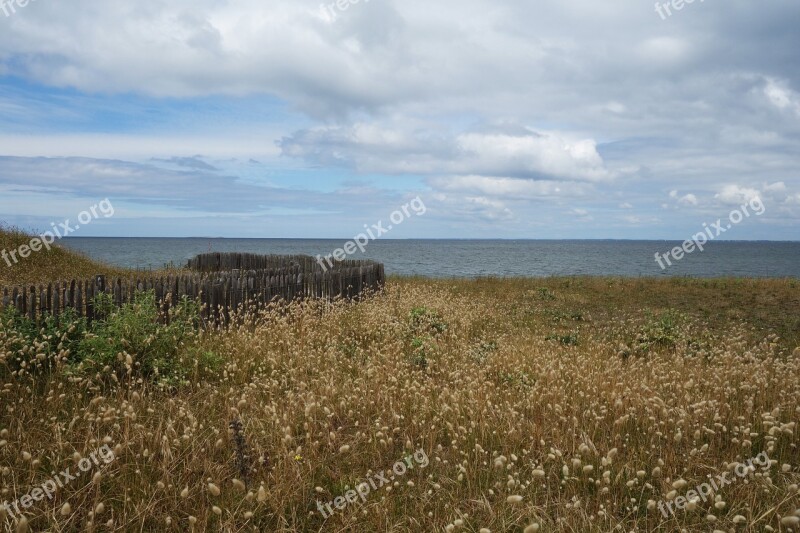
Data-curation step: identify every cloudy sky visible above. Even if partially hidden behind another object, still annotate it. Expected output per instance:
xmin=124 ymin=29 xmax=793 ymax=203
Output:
xmin=0 ymin=0 xmax=798 ymax=239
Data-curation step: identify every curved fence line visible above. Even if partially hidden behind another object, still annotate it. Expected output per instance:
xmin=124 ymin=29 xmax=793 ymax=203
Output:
xmin=1 ymin=254 xmax=385 ymax=326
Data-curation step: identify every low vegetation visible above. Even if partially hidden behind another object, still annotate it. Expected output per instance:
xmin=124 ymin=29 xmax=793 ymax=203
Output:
xmin=1 ymin=273 xmax=798 ymax=532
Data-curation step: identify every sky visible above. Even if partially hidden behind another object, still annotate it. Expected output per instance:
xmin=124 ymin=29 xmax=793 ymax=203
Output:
xmin=0 ymin=0 xmax=799 ymax=240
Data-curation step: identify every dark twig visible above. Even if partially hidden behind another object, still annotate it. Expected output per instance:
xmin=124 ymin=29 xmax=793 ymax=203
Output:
xmin=229 ymin=418 xmax=251 ymax=488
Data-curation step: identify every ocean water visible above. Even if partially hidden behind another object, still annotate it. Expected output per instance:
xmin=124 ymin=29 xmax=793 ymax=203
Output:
xmin=58 ymin=238 xmax=800 ymax=278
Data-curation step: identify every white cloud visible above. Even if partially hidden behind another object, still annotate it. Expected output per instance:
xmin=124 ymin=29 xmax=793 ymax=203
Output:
xmin=281 ymin=124 xmax=613 ymax=182
xmin=569 ymin=208 xmax=593 ymax=221
xmin=716 ymin=184 xmax=762 ymax=205
xmin=429 ymin=175 xmax=589 ymax=199
xmin=667 ymin=191 xmax=699 ymax=207
xmin=456 ymin=132 xmax=611 ymax=182
xmin=0 ymin=134 xmax=283 ymax=159
xmin=637 ymin=37 xmax=691 ymax=66
xmin=464 ymin=197 xmax=514 ymax=220
xmin=713 ymin=182 xmax=798 ymax=211
xmin=764 ymin=78 xmax=800 ymax=116
xmin=429 ymin=192 xmax=514 ymax=222
xmin=0 ymin=0 xmax=799 ymax=238
xmin=0 ymin=155 xmax=391 ymax=215
xmin=763 ymin=181 xmax=787 ymax=195
xmin=0 ymin=0 xmax=794 ymax=127
xmin=603 ymin=102 xmax=627 ymax=114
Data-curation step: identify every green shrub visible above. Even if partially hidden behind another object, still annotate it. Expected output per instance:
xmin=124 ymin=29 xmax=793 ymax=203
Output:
xmin=409 ymin=336 xmax=429 ymax=369
xmin=77 ymin=291 xmax=202 ymax=385
xmin=537 ymin=287 xmax=556 ymax=301
xmin=497 ymin=370 xmax=534 ymax=389
xmin=0 ymin=306 xmax=87 ymax=378
xmin=1 ymin=290 xmax=217 ymax=387
xmin=546 ymin=333 xmax=579 ymax=346
xmin=470 ymin=340 xmax=498 ymax=364
xmin=409 ymin=307 xmax=447 ymax=335
xmin=634 ymin=310 xmax=685 ymax=354
xmin=405 ymin=307 xmax=447 ymax=370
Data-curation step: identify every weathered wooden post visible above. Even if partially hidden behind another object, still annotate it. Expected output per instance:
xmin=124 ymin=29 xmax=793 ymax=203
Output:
xmin=90 ymin=275 xmax=106 ymax=325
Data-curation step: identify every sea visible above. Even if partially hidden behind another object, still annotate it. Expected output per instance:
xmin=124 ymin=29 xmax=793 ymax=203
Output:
xmin=59 ymin=238 xmax=800 ymax=278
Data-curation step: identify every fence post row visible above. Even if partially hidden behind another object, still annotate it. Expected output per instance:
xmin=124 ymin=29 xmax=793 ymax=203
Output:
xmin=0 ymin=254 xmax=385 ymax=326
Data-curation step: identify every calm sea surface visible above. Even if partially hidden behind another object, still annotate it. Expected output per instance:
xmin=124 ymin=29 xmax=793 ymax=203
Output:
xmin=58 ymin=238 xmax=800 ymax=278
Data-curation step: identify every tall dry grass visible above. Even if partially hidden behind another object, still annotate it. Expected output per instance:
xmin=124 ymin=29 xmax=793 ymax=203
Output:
xmin=0 ymin=276 xmax=799 ymax=532
xmin=0 ymin=226 xmax=134 ymax=287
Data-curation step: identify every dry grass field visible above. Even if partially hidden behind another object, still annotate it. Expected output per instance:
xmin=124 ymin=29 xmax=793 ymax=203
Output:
xmin=0 ymin=227 xmax=133 ymax=288
xmin=0 ymin=236 xmax=799 ymax=532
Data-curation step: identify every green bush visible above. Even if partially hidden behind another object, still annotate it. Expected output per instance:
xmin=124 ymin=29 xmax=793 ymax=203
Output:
xmin=537 ymin=287 xmax=556 ymax=301
xmin=0 ymin=290 xmax=220 ymax=387
xmin=404 ymin=307 xmax=448 ymax=370
xmin=546 ymin=333 xmax=579 ymax=346
xmin=409 ymin=307 xmax=447 ymax=335
xmin=77 ymin=291 xmax=202 ymax=385
xmin=408 ymin=337 xmax=429 ymax=369
xmin=0 ymin=306 xmax=87 ymax=378
xmin=497 ymin=370 xmax=534 ymax=389
xmin=470 ymin=340 xmax=498 ymax=364
xmin=634 ymin=310 xmax=686 ymax=354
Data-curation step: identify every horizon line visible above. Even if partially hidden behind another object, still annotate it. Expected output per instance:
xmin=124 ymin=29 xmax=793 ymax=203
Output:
xmin=59 ymin=236 xmax=800 ymax=243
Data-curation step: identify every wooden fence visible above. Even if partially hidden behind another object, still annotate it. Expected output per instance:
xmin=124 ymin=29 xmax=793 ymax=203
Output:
xmin=187 ymin=252 xmax=381 ymax=273
xmin=0 ymin=254 xmax=385 ymax=326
